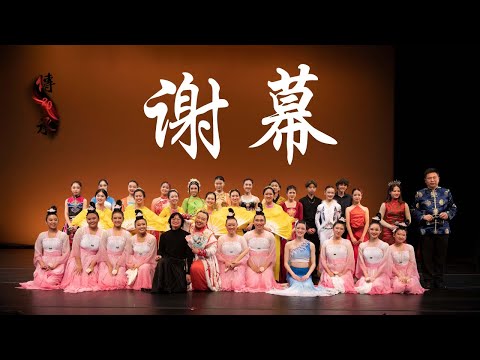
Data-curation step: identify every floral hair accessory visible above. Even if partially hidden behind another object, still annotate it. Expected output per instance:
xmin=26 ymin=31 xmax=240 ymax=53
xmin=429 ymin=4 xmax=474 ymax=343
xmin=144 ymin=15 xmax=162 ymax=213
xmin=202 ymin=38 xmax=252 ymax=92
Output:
xmin=188 ymin=178 xmax=201 ymax=190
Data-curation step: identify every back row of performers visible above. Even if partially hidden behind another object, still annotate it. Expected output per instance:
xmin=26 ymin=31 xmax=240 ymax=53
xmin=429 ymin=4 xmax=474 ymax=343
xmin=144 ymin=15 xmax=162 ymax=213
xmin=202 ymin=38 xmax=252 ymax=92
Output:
xmin=19 ymin=199 xmax=426 ymax=296
xmin=62 ymin=177 xmax=414 ymax=283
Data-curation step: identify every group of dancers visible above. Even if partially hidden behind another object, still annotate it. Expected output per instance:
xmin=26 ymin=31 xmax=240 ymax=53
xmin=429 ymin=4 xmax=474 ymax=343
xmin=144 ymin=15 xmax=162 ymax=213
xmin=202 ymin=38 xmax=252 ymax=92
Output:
xmin=18 ymin=175 xmax=428 ymax=296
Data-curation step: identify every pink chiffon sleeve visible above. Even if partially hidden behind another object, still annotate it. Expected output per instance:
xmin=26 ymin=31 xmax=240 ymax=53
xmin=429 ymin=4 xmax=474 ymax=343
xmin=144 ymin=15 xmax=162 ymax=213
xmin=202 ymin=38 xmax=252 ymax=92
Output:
xmin=319 ymin=241 xmax=328 ymax=272
xmin=117 ymin=230 xmax=132 ymax=267
xmin=56 ymin=232 xmax=71 ymax=265
xmin=343 ymin=239 xmax=355 ymax=274
xmin=91 ymin=229 xmax=105 ymax=264
xmin=70 ymin=227 xmax=84 ymax=258
xmin=266 ymin=232 xmax=276 ymax=265
xmin=33 ymin=232 xmax=46 ymax=266
xmin=406 ymin=244 xmax=420 ymax=279
xmin=99 ymin=230 xmax=110 ymax=263
xmin=355 ymin=242 xmax=367 ymax=279
xmin=238 ymin=236 xmax=249 ymax=264
xmin=136 ymin=234 xmax=157 ymax=267
xmin=215 ymin=236 xmax=227 ymax=264
xmin=388 ymin=244 xmax=399 ymax=276
xmin=243 ymin=231 xmax=252 ymax=243
xmin=374 ymin=242 xmax=392 ymax=279
xmin=125 ymin=236 xmax=134 ymax=268
xmin=243 ymin=231 xmax=252 ymax=248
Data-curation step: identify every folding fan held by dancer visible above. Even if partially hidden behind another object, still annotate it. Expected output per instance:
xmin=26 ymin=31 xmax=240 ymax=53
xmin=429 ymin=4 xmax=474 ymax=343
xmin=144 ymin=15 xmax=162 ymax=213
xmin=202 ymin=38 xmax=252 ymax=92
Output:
xmin=121 ymin=207 xmax=167 ymax=232
xmin=71 ymin=208 xmax=113 ymax=230
xmin=262 ymin=206 xmax=295 ymax=239
xmin=208 ymin=206 xmax=254 ymax=236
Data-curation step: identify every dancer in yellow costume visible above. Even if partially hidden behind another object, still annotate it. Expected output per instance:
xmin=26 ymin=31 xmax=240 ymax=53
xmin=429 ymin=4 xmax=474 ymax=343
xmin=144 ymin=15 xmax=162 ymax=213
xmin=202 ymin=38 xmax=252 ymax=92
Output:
xmin=260 ymin=187 xmax=294 ymax=281
xmin=209 ymin=190 xmax=253 ymax=236
xmin=158 ymin=189 xmax=186 ymax=232
xmin=213 ymin=175 xmax=231 ymax=209
xmin=269 ymin=179 xmax=286 ymax=206
xmin=202 ymin=192 xmax=218 ymax=216
xmin=122 ymin=188 xmax=165 ymax=232
xmin=72 ymin=190 xmax=113 ymax=229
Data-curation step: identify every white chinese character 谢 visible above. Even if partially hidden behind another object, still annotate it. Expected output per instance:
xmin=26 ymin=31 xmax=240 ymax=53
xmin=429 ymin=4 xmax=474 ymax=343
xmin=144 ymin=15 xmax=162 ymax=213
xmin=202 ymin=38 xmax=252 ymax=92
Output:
xmin=144 ymin=72 xmax=229 ymax=159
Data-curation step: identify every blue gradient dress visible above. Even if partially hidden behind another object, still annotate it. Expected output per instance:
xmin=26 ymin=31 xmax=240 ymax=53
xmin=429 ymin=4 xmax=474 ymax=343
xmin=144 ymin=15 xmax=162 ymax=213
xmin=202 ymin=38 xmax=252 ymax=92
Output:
xmin=267 ymin=240 xmax=338 ymax=297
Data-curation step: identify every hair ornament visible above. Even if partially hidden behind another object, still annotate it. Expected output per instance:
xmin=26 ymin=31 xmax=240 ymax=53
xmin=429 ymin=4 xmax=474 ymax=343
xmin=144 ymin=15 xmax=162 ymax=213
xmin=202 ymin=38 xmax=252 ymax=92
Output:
xmin=388 ymin=179 xmax=402 ymax=187
xmin=188 ymin=178 xmax=201 ymax=189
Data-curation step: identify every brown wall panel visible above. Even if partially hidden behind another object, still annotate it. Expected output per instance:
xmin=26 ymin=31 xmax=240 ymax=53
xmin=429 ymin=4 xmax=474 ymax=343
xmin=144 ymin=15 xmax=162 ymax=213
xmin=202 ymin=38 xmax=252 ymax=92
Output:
xmin=0 ymin=45 xmax=393 ymax=245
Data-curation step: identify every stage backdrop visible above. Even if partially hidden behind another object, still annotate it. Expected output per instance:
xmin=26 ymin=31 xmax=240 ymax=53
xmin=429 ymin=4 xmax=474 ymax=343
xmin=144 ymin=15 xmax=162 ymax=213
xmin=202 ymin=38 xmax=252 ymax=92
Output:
xmin=0 ymin=45 xmax=393 ymax=245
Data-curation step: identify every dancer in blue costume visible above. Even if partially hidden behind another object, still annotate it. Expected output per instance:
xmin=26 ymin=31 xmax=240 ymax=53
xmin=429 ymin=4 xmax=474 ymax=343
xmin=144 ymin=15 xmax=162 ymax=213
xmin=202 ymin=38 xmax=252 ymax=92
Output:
xmin=267 ymin=220 xmax=338 ymax=297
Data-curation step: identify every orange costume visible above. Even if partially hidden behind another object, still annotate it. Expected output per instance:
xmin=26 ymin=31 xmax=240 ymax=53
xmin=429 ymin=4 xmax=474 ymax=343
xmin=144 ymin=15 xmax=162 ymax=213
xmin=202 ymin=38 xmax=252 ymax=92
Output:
xmin=347 ymin=205 xmax=369 ymax=266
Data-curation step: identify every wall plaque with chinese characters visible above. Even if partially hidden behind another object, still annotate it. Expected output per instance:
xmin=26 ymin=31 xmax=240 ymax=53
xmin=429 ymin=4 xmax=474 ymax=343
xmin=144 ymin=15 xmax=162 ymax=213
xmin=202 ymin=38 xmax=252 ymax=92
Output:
xmin=32 ymin=73 xmax=60 ymax=136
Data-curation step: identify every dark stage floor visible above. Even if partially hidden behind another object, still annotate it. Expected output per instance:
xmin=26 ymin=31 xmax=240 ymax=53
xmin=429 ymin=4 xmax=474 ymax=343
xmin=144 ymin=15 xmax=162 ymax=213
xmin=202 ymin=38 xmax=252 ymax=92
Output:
xmin=2 ymin=249 xmax=480 ymax=315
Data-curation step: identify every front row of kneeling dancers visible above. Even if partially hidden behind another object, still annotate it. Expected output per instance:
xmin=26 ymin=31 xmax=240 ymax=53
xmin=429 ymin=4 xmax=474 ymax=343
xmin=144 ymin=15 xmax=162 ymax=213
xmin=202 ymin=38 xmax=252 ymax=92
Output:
xmin=18 ymin=200 xmax=426 ymax=296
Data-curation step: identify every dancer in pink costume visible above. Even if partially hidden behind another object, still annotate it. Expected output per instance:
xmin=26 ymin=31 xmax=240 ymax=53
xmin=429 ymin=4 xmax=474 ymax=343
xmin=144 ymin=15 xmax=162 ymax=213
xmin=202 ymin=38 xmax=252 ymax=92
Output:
xmin=19 ymin=205 xmax=70 ymax=290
